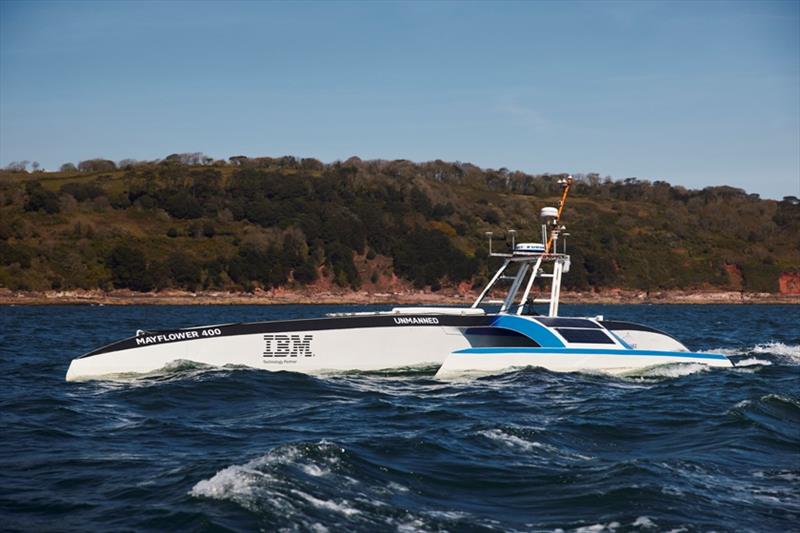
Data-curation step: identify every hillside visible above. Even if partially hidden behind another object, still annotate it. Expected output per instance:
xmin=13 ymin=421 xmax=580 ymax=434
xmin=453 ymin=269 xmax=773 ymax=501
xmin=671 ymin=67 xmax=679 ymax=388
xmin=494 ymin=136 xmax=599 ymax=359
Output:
xmin=1 ymin=155 xmax=799 ymax=298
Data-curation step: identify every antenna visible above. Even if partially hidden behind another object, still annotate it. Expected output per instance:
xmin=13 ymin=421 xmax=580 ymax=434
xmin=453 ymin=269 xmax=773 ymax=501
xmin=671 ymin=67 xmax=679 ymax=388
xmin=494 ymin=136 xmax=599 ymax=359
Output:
xmin=544 ymin=175 xmax=573 ymax=253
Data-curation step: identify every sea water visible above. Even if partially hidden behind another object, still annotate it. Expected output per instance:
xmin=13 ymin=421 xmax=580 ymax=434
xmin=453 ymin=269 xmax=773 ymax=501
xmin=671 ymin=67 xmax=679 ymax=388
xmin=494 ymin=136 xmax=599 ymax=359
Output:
xmin=1 ymin=304 xmax=798 ymax=531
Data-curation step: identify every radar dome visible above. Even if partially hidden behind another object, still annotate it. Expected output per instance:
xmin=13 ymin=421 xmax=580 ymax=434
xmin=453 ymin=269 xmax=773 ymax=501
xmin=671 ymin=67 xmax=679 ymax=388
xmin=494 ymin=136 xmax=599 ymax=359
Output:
xmin=540 ymin=207 xmax=558 ymax=219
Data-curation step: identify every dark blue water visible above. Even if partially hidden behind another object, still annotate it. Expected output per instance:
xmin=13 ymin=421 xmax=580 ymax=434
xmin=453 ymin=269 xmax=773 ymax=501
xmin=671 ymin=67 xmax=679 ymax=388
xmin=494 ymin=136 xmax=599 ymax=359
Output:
xmin=1 ymin=304 xmax=798 ymax=532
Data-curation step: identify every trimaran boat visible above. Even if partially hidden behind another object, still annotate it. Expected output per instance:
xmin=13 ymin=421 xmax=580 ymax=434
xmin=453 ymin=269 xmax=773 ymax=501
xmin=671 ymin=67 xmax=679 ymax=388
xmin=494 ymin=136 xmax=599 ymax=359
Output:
xmin=66 ymin=177 xmax=733 ymax=381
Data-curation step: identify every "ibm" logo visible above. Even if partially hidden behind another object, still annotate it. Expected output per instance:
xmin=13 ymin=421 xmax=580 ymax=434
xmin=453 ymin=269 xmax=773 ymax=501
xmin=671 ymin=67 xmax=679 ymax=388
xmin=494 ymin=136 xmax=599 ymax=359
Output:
xmin=263 ymin=334 xmax=315 ymax=358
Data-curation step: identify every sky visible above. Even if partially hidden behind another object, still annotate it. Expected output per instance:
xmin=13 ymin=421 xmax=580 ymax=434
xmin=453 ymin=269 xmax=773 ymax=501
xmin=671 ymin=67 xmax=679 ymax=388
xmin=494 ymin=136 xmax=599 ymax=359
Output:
xmin=1 ymin=0 xmax=798 ymax=199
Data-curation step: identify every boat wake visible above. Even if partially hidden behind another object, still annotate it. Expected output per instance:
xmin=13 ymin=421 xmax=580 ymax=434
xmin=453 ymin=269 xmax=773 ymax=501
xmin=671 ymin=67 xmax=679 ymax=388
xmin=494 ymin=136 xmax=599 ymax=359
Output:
xmin=329 ymin=364 xmax=440 ymax=378
xmin=71 ymin=359 xmax=241 ymax=385
xmin=709 ymin=342 xmax=800 ymax=365
xmin=751 ymin=342 xmax=800 ymax=360
xmin=80 ymin=349 xmax=796 ymax=386
xmin=625 ymin=362 xmax=711 ymax=379
xmin=735 ymin=357 xmax=773 ymax=367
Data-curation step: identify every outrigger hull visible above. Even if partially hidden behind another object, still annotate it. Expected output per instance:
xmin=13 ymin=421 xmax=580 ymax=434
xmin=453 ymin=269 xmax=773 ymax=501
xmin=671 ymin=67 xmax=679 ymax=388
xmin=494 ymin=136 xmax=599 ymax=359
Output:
xmin=434 ymin=347 xmax=733 ymax=379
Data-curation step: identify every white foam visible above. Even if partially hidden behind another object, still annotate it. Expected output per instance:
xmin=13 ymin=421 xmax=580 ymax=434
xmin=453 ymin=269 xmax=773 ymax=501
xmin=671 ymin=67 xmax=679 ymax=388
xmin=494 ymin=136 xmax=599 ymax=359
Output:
xmin=632 ymin=516 xmax=657 ymax=529
xmin=707 ymin=347 xmax=741 ymax=356
xmin=751 ymin=342 xmax=800 ymax=360
xmin=299 ymin=464 xmax=328 ymax=477
xmin=396 ymin=518 xmax=430 ymax=532
xmin=479 ymin=429 xmax=592 ymax=460
xmin=290 ymin=489 xmax=360 ymax=517
xmin=575 ymin=521 xmax=620 ymax=533
xmin=387 ymin=481 xmax=409 ymax=493
xmin=638 ymin=363 xmax=709 ymax=378
xmin=160 ymin=359 xmax=210 ymax=372
xmin=480 ymin=429 xmax=542 ymax=451
xmin=189 ymin=462 xmax=272 ymax=503
xmin=735 ymin=358 xmax=772 ymax=367
xmin=706 ymin=343 xmax=800 ymax=362
xmin=424 ymin=510 xmax=472 ymax=520
xmin=189 ymin=441 xmax=341 ymax=511
xmin=355 ymin=496 xmax=390 ymax=508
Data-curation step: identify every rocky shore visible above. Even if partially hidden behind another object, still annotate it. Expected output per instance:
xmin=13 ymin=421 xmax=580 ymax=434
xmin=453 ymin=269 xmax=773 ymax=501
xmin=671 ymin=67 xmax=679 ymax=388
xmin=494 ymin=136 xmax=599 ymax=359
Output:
xmin=1 ymin=288 xmax=797 ymax=305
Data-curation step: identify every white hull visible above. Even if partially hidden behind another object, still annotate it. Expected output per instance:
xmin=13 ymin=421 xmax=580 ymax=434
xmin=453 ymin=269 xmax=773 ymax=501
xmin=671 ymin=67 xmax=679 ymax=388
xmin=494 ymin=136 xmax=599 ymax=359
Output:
xmin=66 ymin=312 xmax=734 ymax=381
xmin=66 ymin=325 xmax=471 ymax=381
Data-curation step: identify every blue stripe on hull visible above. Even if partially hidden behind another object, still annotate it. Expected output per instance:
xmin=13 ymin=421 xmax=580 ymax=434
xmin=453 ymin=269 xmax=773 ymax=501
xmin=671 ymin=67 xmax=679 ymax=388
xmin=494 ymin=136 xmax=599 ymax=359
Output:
xmin=453 ymin=347 xmax=730 ymax=361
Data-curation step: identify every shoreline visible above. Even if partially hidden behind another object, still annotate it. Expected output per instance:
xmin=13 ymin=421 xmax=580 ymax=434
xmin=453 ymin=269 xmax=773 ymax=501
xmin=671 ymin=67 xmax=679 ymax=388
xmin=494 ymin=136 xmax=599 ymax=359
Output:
xmin=1 ymin=288 xmax=798 ymax=306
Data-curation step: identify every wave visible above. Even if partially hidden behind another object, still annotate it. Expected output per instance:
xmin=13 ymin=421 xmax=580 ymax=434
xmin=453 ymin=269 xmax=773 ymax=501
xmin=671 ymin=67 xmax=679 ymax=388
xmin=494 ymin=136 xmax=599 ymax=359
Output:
xmin=78 ymin=360 xmax=239 ymax=387
xmin=569 ymin=516 xmax=663 ymax=532
xmin=329 ymin=364 xmax=441 ymax=378
xmin=189 ymin=441 xmax=357 ymax=520
xmin=616 ymin=362 xmax=712 ymax=381
xmin=636 ymin=362 xmax=710 ymax=379
xmin=751 ymin=342 xmax=800 ymax=360
xmin=710 ymin=343 xmax=800 ymax=362
xmin=574 ymin=522 xmax=621 ymax=533
xmin=727 ymin=394 xmax=800 ymax=444
xmin=478 ymin=428 xmax=593 ymax=461
xmin=189 ymin=440 xmax=525 ymax=531
xmin=735 ymin=357 xmax=772 ymax=367
xmin=479 ymin=428 xmax=546 ymax=451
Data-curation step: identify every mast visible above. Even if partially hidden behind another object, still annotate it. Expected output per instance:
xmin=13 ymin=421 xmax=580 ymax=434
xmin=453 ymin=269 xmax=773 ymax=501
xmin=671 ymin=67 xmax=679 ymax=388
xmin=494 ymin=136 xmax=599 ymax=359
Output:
xmin=545 ymin=176 xmax=573 ymax=254
xmin=472 ymin=175 xmax=574 ymax=317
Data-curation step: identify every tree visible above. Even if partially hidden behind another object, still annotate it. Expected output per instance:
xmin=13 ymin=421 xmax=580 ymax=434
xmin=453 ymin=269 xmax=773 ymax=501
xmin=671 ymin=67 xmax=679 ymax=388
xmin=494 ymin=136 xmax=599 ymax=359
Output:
xmin=300 ymin=158 xmax=324 ymax=171
xmin=164 ymin=152 xmax=205 ymax=165
xmin=292 ymin=261 xmax=318 ymax=283
xmin=163 ymin=191 xmax=203 ymax=219
xmin=5 ymin=161 xmax=28 ymax=172
xmin=60 ymin=182 xmax=105 ymax=201
xmin=78 ymin=159 xmax=117 ymax=172
xmin=229 ymin=155 xmax=250 ymax=167
xmin=60 ymin=162 xmax=78 ymax=172
xmin=108 ymin=244 xmax=153 ymax=291
xmin=167 ymin=252 xmax=201 ymax=289
xmin=24 ymin=182 xmax=60 ymax=214
xmin=326 ymin=241 xmax=359 ymax=288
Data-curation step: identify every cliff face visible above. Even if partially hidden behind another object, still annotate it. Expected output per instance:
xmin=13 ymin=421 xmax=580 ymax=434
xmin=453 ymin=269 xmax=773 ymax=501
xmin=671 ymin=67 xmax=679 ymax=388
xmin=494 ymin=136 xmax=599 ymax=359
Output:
xmin=779 ymin=272 xmax=800 ymax=294
xmin=723 ymin=264 xmax=743 ymax=290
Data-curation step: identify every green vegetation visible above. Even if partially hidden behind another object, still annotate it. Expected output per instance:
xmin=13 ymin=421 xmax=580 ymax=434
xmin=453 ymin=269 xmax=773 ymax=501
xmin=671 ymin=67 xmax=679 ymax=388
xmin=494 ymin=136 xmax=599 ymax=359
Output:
xmin=1 ymin=155 xmax=798 ymax=293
